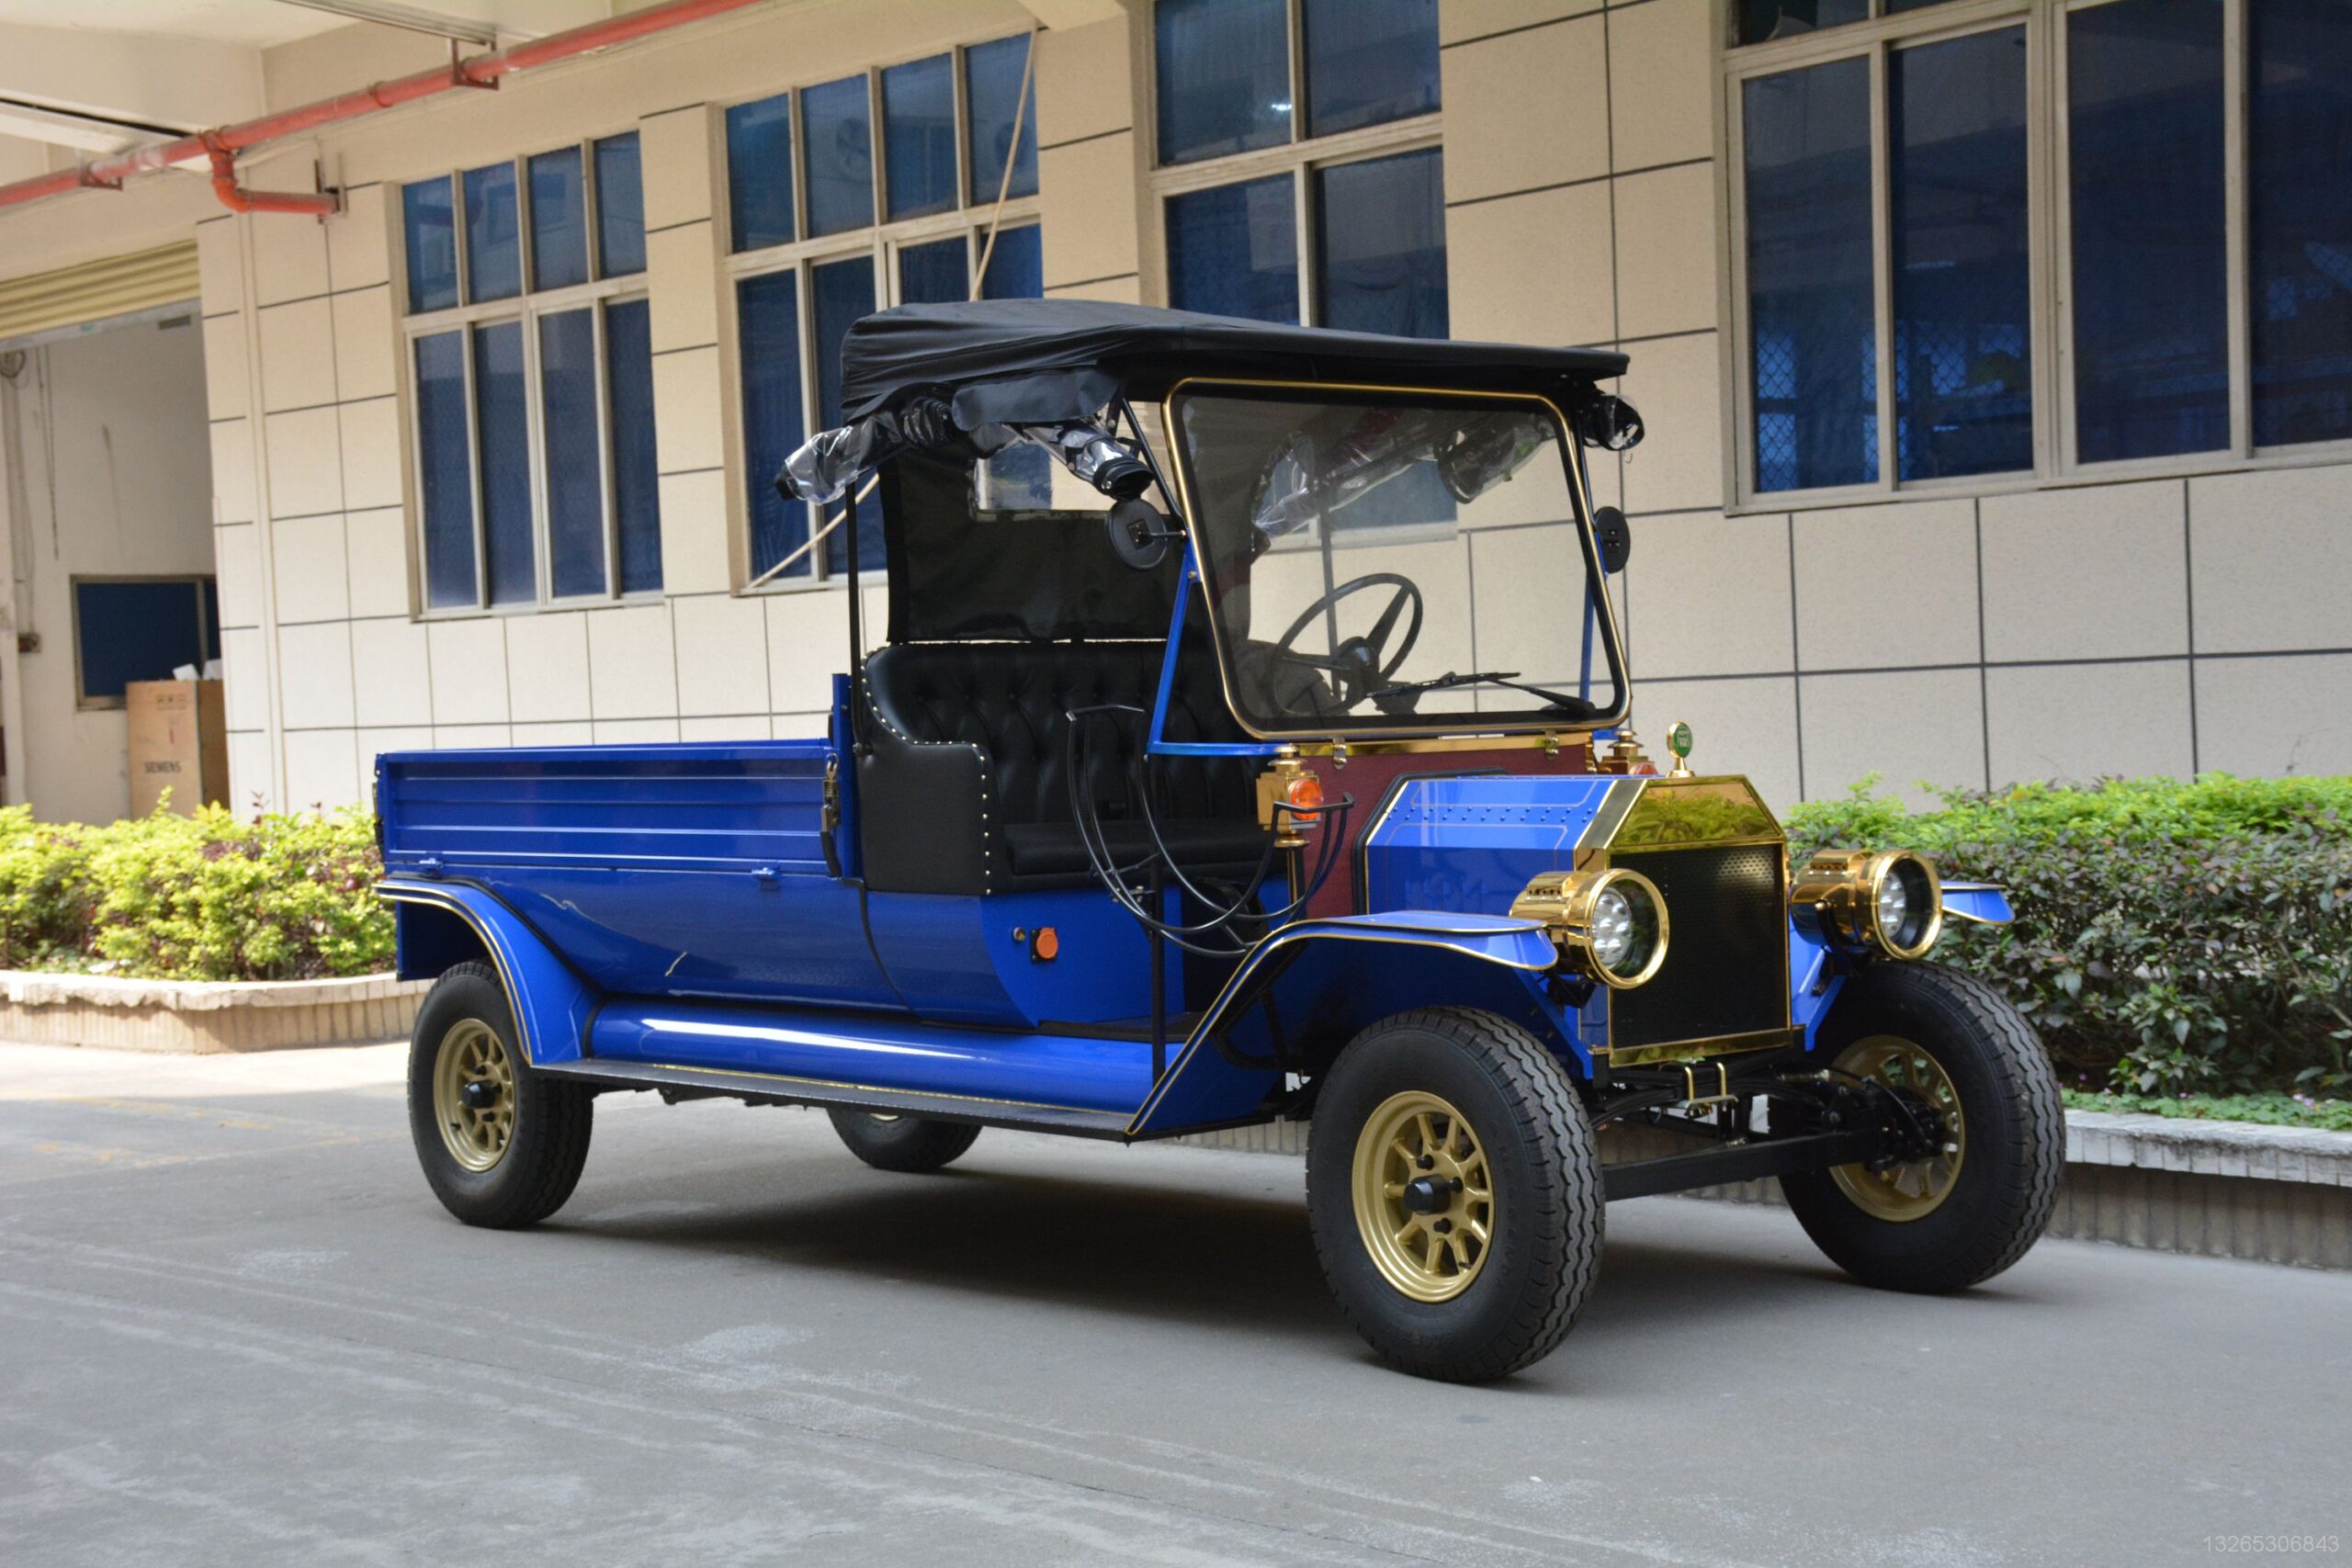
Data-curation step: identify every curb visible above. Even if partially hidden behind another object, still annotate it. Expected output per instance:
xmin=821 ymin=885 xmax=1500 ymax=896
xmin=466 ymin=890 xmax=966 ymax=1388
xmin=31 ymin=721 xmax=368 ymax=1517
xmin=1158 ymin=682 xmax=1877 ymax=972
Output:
xmin=0 ymin=969 xmax=427 ymax=1055
xmin=1176 ymin=1109 xmax=2352 ymax=1271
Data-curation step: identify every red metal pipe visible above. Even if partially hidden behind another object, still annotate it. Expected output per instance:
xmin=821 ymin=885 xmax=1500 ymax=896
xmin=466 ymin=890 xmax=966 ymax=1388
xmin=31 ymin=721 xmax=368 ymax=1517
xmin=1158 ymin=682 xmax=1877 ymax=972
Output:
xmin=0 ymin=0 xmax=769 ymax=215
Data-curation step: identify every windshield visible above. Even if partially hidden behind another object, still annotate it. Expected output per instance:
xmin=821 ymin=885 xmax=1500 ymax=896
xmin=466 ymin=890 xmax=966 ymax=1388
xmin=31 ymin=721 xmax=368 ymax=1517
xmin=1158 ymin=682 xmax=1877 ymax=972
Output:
xmin=1167 ymin=385 xmax=1627 ymax=739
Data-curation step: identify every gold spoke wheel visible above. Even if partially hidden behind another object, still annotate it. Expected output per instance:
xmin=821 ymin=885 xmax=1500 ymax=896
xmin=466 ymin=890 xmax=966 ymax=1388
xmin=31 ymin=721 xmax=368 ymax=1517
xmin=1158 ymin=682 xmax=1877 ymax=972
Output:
xmin=1830 ymin=1034 xmax=1965 ymax=1222
xmin=432 ymin=1018 xmax=518 ymax=1173
xmin=1351 ymin=1090 xmax=1495 ymax=1303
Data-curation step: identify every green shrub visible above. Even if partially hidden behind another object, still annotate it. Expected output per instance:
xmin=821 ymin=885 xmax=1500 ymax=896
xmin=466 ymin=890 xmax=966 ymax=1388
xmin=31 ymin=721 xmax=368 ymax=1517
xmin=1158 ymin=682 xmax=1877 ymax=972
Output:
xmin=1786 ymin=776 xmax=2352 ymax=1099
xmin=0 ymin=803 xmax=390 ymax=982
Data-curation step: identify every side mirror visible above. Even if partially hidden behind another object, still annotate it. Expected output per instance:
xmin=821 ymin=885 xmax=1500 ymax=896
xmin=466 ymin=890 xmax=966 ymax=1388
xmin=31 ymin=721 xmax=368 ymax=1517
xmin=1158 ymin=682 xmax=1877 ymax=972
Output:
xmin=1106 ymin=497 xmax=1175 ymax=570
xmin=1576 ymin=396 xmax=1645 ymax=453
xmin=1591 ymin=505 xmax=1632 ymax=575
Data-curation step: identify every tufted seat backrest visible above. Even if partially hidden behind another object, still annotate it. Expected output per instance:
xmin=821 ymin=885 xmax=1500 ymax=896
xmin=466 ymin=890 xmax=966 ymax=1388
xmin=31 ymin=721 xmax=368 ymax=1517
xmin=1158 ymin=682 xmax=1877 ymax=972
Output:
xmin=863 ymin=638 xmax=1257 ymax=829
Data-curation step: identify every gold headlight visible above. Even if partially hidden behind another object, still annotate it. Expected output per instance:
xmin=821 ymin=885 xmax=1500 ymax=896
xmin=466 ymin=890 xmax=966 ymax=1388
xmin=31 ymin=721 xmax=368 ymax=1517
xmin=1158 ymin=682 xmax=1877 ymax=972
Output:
xmin=1511 ymin=867 xmax=1670 ymax=989
xmin=1790 ymin=849 xmax=1942 ymax=960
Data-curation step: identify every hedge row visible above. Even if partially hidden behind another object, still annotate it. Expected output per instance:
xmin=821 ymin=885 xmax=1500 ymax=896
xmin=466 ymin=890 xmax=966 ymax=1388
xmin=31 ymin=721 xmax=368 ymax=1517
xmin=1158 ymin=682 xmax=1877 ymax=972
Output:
xmin=0 ymin=805 xmax=390 ymax=982
xmin=1786 ymin=776 xmax=2352 ymax=1098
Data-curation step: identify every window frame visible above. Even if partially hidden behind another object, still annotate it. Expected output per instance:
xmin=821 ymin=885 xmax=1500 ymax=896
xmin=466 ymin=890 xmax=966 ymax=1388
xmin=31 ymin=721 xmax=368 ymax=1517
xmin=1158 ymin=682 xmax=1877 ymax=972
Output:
xmin=69 ymin=573 xmax=218 ymax=711
xmin=398 ymin=132 xmax=655 ymax=618
xmin=1719 ymin=0 xmax=2352 ymax=515
xmin=718 ymin=39 xmax=1046 ymax=592
xmin=1146 ymin=0 xmax=1444 ymax=328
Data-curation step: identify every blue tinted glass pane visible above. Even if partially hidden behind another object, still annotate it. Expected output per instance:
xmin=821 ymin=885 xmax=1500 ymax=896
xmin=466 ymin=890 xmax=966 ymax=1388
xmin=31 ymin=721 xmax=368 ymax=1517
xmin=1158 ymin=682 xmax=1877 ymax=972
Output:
xmin=527 ymin=147 xmax=590 ymax=290
xmin=2251 ymin=0 xmax=2352 ymax=448
xmin=402 ymin=177 xmax=458 ymax=313
xmin=883 ymin=54 xmax=956 ymax=220
xmin=605 ymin=299 xmax=662 ymax=593
xmin=1890 ymin=27 xmax=2031 ymax=481
xmin=1166 ymin=177 xmax=1298 ymax=323
xmin=726 ymin=94 xmax=797 ymax=252
xmin=472 ymin=321 xmax=535 ymax=604
xmin=594 ymin=132 xmax=646 ymax=277
xmin=462 ymin=162 xmax=522 ymax=303
xmin=966 ymin=35 xmax=1039 ymax=203
xmin=1302 ymin=0 xmax=1437 ymax=138
xmin=1744 ymin=60 xmax=1877 ymax=492
xmin=414 ymin=332 xmax=477 ymax=607
xmin=979 ymin=223 xmax=1044 ymax=299
xmin=2071 ymin=0 xmax=2227 ymax=463
xmin=538 ymin=309 xmax=605 ymax=598
xmin=812 ymin=257 xmax=879 ymax=573
xmin=738 ymin=271 xmax=808 ymax=578
xmin=1738 ymin=0 xmax=1870 ymax=46
xmin=803 ymin=75 xmax=875 ymax=237
xmin=1157 ymin=0 xmax=1291 ymax=164
xmin=74 ymin=581 xmax=206 ymax=702
xmin=898 ymin=236 xmax=967 ymax=304
xmin=1315 ymin=149 xmax=1446 ymax=337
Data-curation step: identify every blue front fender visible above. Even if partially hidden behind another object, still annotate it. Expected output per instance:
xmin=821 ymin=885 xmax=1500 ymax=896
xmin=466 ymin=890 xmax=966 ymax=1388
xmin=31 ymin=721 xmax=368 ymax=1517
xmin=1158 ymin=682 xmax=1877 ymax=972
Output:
xmin=379 ymin=879 xmax=601 ymax=1066
xmin=1128 ymin=913 xmax=1581 ymax=1137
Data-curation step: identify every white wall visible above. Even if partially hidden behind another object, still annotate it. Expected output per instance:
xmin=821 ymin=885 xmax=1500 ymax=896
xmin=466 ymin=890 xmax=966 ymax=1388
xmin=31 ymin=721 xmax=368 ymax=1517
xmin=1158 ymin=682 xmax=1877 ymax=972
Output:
xmin=1 ymin=0 xmax=2345 ymax=823
xmin=0 ymin=316 xmax=216 ymax=823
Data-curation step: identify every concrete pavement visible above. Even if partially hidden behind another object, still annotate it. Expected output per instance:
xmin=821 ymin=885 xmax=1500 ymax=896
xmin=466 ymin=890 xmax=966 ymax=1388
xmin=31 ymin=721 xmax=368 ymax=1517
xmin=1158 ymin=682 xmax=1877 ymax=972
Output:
xmin=0 ymin=1041 xmax=2344 ymax=1567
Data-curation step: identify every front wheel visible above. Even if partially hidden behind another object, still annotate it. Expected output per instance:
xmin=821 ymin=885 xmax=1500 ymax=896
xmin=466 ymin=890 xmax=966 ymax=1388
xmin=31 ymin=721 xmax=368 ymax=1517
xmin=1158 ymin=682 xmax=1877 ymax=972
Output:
xmin=1781 ymin=962 xmax=2063 ymax=1292
xmin=1306 ymin=1008 xmax=1603 ymax=1382
xmin=828 ymin=1109 xmax=981 ymax=1172
xmin=407 ymin=962 xmax=594 ymax=1228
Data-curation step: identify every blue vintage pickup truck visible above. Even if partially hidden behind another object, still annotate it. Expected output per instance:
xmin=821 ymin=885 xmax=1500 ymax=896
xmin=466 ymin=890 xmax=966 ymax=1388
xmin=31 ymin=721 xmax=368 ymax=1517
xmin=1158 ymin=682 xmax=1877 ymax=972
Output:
xmin=379 ymin=300 xmax=2061 ymax=1382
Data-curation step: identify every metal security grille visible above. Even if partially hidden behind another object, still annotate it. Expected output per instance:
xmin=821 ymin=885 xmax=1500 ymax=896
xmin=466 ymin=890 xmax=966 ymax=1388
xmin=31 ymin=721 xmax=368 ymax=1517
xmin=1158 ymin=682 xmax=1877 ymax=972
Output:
xmin=1607 ymin=844 xmax=1789 ymax=1053
xmin=0 ymin=243 xmax=198 ymax=346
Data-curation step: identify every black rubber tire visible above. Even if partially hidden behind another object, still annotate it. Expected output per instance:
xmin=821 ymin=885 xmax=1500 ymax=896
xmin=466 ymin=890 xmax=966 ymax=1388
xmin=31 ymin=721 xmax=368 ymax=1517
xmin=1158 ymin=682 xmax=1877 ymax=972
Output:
xmin=828 ymin=1109 xmax=982 ymax=1172
xmin=1306 ymin=1008 xmax=1603 ymax=1382
xmin=407 ymin=962 xmax=594 ymax=1228
xmin=1781 ymin=962 xmax=2064 ymax=1293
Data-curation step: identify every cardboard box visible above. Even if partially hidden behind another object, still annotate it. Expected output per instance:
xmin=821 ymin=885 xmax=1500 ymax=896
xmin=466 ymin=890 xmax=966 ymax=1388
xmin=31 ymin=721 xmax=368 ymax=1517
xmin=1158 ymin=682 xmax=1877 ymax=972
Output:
xmin=127 ymin=679 xmax=227 ymax=818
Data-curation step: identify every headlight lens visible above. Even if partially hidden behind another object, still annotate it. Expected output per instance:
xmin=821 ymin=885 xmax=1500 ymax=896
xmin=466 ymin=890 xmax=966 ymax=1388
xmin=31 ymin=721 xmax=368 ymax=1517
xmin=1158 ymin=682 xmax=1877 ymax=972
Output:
xmin=1875 ymin=870 xmax=1909 ymax=936
xmin=1510 ymin=867 xmax=1670 ymax=988
xmin=1590 ymin=886 xmax=1635 ymax=969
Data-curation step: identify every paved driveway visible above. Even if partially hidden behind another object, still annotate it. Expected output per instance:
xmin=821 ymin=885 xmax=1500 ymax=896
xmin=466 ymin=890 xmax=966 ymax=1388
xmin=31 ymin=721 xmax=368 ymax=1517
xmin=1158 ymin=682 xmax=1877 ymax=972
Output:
xmin=0 ymin=1042 xmax=2343 ymax=1567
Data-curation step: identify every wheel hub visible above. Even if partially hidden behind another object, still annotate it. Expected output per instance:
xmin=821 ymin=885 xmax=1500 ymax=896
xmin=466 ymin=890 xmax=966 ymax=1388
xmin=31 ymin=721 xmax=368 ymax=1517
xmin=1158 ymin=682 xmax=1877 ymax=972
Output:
xmin=1351 ymin=1090 xmax=1495 ymax=1303
xmin=432 ymin=1018 xmax=517 ymax=1173
xmin=1829 ymin=1035 xmax=1965 ymax=1222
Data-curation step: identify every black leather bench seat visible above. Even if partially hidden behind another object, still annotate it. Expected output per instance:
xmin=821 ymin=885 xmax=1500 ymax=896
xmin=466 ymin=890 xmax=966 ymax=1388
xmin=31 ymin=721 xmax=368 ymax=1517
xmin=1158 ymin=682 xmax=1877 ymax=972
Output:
xmin=857 ymin=637 xmax=1271 ymax=895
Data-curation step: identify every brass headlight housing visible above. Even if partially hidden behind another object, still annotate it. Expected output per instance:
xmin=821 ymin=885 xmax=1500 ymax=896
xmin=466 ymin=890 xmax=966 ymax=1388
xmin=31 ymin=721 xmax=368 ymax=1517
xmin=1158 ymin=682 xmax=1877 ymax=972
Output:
xmin=1790 ymin=849 xmax=1942 ymax=960
xmin=1511 ymin=867 xmax=1670 ymax=989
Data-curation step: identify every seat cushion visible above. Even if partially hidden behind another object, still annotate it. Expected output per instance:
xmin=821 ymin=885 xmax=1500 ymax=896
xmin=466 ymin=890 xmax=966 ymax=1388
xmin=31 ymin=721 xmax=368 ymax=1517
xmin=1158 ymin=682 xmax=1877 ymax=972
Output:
xmin=1002 ymin=818 xmax=1273 ymax=880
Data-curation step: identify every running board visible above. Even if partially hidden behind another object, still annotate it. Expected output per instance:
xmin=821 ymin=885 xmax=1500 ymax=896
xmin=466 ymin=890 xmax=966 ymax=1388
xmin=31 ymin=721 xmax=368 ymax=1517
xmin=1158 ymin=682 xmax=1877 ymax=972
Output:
xmin=1602 ymin=1128 xmax=1879 ymax=1201
xmin=536 ymin=1058 xmax=1138 ymax=1140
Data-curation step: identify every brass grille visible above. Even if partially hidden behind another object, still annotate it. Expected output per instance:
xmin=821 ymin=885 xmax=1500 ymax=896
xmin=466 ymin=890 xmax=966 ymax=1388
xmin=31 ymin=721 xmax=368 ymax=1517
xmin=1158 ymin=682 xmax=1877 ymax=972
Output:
xmin=1607 ymin=844 xmax=1788 ymax=1052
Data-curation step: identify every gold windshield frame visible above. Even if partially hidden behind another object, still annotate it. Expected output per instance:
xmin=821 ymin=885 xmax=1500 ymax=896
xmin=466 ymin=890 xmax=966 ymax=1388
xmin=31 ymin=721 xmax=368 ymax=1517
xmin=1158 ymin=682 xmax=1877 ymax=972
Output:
xmin=1157 ymin=375 xmax=1634 ymax=743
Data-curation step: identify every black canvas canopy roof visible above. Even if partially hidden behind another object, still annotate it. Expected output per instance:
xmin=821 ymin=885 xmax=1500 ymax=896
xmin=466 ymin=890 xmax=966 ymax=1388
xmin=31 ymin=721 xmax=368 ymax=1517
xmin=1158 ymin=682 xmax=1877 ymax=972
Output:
xmin=837 ymin=299 xmax=1631 ymax=429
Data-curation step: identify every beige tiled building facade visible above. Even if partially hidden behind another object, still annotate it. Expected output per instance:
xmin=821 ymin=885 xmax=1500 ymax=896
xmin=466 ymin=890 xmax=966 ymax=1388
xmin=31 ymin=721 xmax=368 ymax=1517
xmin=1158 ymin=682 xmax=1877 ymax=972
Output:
xmin=0 ymin=0 xmax=2345 ymax=822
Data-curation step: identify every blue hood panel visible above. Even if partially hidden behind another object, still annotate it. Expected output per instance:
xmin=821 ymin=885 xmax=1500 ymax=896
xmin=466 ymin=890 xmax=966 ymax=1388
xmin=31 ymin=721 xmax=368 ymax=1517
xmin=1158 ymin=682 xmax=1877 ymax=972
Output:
xmin=1360 ymin=774 xmax=1633 ymax=918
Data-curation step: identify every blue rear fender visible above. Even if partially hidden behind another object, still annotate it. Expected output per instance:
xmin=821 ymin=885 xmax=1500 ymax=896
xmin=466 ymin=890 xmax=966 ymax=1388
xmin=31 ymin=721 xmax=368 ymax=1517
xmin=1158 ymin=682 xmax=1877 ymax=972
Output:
xmin=381 ymin=879 xmax=600 ymax=1066
xmin=1128 ymin=912 xmax=1587 ymax=1136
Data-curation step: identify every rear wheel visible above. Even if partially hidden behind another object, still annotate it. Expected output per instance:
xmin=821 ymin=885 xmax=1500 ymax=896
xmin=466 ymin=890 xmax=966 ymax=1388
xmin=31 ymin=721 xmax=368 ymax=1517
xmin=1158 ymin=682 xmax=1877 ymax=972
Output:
xmin=1306 ymin=1008 xmax=1602 ymax=1382
xmin=1781 ymin=963 xmax=2062 ymax=1292
xmin=828 ymin=1109 xmax=981 ymax=1172
xmin=407 ymin=962 xmax=594 ymax=1228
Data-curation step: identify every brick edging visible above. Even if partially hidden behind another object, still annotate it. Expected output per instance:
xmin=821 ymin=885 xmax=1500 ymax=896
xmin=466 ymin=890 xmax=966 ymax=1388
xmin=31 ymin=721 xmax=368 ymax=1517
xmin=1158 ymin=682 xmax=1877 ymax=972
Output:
xmin=1173 ymin=1110 xmax=2352 ymax=1270
xmin=0 ymin=968 xmax=425 ymax=1055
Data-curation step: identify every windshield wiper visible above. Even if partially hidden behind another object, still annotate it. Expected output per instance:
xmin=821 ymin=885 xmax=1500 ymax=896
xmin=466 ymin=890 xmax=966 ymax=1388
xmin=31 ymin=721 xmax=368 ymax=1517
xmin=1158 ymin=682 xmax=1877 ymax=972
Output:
xmin=1368 ymin=670 xmax=1595 ymax=717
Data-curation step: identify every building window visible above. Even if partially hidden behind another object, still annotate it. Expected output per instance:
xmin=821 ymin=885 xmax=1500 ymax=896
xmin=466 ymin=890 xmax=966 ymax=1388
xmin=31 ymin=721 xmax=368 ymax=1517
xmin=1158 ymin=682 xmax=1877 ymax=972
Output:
xmin=1153 ymin=0 xmax=1445 ymax=333
xmin=725 ymin=37 xmax=1044 ymax=585
xmin=71 ymin=577 xmax=219 ymax=709
xmin=400 ymin=131 xmax=659 ymax=611
xmin=1727 ymin=0 xmax=2352 ymax=502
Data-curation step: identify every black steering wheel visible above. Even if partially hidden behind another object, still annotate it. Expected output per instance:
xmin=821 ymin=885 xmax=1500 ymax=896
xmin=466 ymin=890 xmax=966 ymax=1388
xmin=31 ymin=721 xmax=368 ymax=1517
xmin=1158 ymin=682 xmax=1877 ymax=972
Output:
xmin=1273 ymin=573 xmax=1425 ymax=706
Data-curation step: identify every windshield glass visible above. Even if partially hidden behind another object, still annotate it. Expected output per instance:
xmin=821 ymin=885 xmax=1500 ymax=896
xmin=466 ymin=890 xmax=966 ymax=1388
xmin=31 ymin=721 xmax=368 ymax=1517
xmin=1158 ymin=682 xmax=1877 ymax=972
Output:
xmin=1167 ymin=385 xmax=1627 ymax=738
